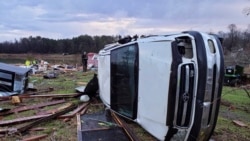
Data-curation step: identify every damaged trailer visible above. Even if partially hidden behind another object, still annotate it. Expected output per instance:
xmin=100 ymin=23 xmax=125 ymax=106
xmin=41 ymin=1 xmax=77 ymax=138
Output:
xmin=0 ymin=63 xmax=30 ymax=96
xmin=98 ymin=31 xmax=224 ymax=141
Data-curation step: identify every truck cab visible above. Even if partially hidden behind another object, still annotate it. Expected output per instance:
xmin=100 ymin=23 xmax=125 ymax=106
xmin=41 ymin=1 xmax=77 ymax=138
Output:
xmin=98 ymin=31 xmax=224 ymax=141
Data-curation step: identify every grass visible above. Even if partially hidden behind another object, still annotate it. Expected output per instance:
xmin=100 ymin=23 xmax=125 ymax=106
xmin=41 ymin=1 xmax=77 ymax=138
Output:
xmin=222 ymin=86 xmax=250 ymax=107
xmin=213 ymin=86 xmax=250 ymax=141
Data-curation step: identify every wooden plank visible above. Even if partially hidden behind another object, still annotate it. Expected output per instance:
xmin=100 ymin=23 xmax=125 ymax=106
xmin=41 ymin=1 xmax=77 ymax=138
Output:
xmin=0 ymin=127 xmax=46 ymax=134
xmin=79 ymin=106 xmax=88 ymax=115
xmin=36 ymin=102 xmax=73 ymax=115
xmin=0 ymin=93 xmax=80 ymax=101
xmin=29 ymin=127 xmax=47 ymax=132
xmin=76 ymin=114 xmax=82 ymax=141
xmin=0 ymin=115 xmax=50 ymax=126
xmin=21 ymin=134 xmax=48 ymax=141
xmin=232 ymin=120 xmax=247 ymax=127
xmin=0 ymin=100 xmax=65 ymax=116
xmin=17 ymin=103 xmax=77 ymax=134
xmin=0 ymin=103 xmax=86 ymax=126
xmin=58 ymin=102 xmax=89 ymax=119
xmin=111 ymin=112 xmax=141 ymax=141
xmin=0 ymin=128 xmax=17 ymax=134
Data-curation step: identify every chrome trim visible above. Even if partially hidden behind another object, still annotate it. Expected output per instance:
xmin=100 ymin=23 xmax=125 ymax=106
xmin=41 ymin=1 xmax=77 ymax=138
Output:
xmin=201 ymin=102 xmax=211 ymax=127
xmin=173 ymin=64 xmax=182 ymax=127
xmin=173 ymin=63 xmax=195 ymax=129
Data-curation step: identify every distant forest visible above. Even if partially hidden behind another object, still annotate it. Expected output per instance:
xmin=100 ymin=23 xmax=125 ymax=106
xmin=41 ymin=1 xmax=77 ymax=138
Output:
xmin=0 ymin=24 xmax=249 ymax=54
xmin=0 ymin=35 xmax=119 ymax=54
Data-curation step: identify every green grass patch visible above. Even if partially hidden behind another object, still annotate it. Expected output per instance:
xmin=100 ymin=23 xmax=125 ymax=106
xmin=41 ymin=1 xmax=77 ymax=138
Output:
xmin=215 ymin=116 xmax=250 ymax=140
xmin=221 ymin=86 xmax=250 ymax=108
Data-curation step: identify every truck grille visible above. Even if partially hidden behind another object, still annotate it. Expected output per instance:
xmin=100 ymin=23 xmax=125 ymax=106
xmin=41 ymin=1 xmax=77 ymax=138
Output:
xmin=174 ymin=63 xmax=195 ymax=128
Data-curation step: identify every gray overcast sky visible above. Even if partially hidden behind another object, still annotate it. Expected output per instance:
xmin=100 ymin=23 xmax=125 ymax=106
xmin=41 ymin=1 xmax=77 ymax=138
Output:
xmin=0 ymin=0 xmax=249 ymax=42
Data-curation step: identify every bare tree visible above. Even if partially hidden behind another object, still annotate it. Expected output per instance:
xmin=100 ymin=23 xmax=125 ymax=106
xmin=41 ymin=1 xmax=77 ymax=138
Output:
xmin=227 ymin=24 xmax=239 ymax=51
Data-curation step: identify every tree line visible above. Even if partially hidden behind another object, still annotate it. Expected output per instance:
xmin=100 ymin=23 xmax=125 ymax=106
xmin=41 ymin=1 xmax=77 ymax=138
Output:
xmin=219 ymin=24 xmax=250 ymax=54
xmin=0 ymin=24 xmax=249 ymax=54
xmin=0 ymin=35 xmax=119 ymax=54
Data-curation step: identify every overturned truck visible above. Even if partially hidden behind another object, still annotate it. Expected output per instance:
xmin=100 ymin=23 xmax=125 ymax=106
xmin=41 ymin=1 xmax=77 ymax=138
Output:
xmin=98 ymin=31 xmax=224 ymax=141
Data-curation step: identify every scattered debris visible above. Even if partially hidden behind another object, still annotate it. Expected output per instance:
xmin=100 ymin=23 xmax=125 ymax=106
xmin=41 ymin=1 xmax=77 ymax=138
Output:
xmin=17 ymin=103 xmax=77 ymax=134
xmin=11 ymin=96 xmax=22 ymax=104
xmin=0 ymin=108 xmax=10 ymax=113
xmin=0 ymin=65 xmax=149 ymax=141
xmin=80 ymin=95 xmax=90 ymax=102
xmin=0 ymin=99 xmax=65 ymax=116
xmin=232 ymin=120 xmax=248 ymax=127
xmin=21 ymin=134 xmax=48 ymax=141
xmin=0 ymin=93 xmax=80 ymax=101
xmin=0 ymin=115 xmax=50 ymax=126
xmin=37 ymin=102 xmax=72 ymax=115
xmin=43 ymin=71 xmax=59 ymax=79
xmin=75 ymin=86 xmax=86 ymax=93
xmin=58 ymin=102 xmax=89 ymax=119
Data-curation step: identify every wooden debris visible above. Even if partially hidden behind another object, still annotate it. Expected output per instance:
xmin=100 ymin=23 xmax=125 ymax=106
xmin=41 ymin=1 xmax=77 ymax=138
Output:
xmin=11 ymin=96 xmax=22 ymax=104
xmin=20 ymin=93 xmax=81 ymax=98
xmin=79 ymin=106 xmax=88 ymax=115
xmin=76 ymin=82 xmax=87 ymax=85
xmin=0 ymin=128 xmax=17 ymax=134
xmin=25 ymin=87 xmax=54 ymax=95
xmin=232 ymin=120 xmax=247 ymax=127
xmin=76 ymin=114 xmax=82 ymax=141
xmin=17 ymin=103 xmax=77 ymax=134
xmin=112 ymin=111 xmax=141 ymax=141
xmin=21 ymin=134 xmax=48 ymax=141
xmin=0 ymin=99 xmax=65 ymax=116
xmin=0 ymin=127 xmax=46 ymax=134
xmin=0 ymin=102 xmax=87 ymax=127
xmin=59 ymin=102 xmax=89 ymax=119
xmin=29 ymin=127 xmax=47 ymax=132
xmin=0 ymin=93 xmax=80 ymax=101
xmin=36 ymin=102 xmax=73 ymax=115
xmin=63 ymin=118 xmax=70 ymax=122
xmin=0 ymin=115 xmax=50 ymax=126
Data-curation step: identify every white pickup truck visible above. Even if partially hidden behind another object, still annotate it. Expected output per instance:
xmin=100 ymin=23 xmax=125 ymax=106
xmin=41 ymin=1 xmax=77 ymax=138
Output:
xmin=98 ymin=31 xmax=224 ymax=141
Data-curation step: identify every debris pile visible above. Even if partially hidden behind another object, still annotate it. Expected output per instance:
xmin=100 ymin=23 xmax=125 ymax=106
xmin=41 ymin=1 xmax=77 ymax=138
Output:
xmin=0 ymin=90 xmax=90 ymax=140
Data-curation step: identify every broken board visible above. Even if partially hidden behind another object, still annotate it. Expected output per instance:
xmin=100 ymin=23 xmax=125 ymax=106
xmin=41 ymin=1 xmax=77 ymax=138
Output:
xmin=77 ymin=110 xmax=130 ymax=141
